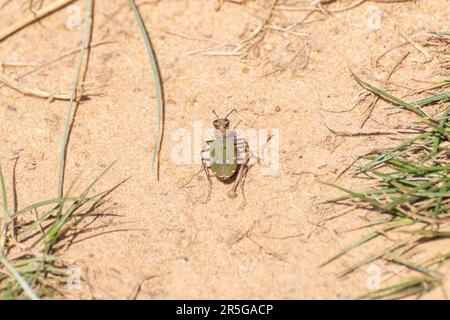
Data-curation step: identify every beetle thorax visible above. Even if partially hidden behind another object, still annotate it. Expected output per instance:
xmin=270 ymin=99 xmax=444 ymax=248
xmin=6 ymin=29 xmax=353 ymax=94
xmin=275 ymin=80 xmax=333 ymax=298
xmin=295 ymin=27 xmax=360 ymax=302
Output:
xmin=213 ymin=119 xmax=230 ymax=135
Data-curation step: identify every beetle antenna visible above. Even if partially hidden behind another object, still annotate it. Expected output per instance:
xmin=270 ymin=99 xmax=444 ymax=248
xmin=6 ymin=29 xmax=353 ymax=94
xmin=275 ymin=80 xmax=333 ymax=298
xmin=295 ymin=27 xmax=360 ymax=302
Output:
xmin=225 ymin=108 xmax=238 ymax=119
xmin=212 ymin=110 xmax=220 ymax=119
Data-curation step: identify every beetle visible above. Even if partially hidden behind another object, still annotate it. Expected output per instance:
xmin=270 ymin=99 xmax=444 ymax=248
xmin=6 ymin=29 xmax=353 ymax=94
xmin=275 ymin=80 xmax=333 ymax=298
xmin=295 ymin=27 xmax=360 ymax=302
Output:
xmin=201 ymin=109 xmax=250 ymax=203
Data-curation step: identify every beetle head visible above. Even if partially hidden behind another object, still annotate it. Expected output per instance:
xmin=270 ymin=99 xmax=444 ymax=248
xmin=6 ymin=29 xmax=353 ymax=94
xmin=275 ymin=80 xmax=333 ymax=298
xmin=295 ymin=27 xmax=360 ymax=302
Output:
xmin=212 ymin=109 xmax=237 ymax=131
xmin=213 ymin=118 xmax=230 ymax=130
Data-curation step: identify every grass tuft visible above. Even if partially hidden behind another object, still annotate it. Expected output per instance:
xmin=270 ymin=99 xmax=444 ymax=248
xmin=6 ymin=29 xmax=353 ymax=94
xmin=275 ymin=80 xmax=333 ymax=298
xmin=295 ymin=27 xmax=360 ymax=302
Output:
xmin=0 ymin=161 xmax=117 ymax=299
xmin=325 ymin=39 xmax=450 ymax=298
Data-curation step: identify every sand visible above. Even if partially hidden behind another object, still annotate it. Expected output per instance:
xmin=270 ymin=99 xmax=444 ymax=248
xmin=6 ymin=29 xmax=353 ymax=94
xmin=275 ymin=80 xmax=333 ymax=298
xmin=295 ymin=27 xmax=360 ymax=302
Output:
xmin=0 ymin=0 xmax=449 ymax=299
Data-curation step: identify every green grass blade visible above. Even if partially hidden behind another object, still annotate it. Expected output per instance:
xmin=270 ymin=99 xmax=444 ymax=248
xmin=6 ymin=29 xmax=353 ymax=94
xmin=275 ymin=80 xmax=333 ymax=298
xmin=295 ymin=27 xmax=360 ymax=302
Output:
xmin=79 ymin=160 xmax=117 ymax=198
xmin=12 ymin=197 xmax=83 ymax=218
xmin=0 ymin=255 xmax=39 ymax=300
xmin=0 ymin=164 xmax=8 ymax=216
xmin=340 ymin=237 xmax=413 ymax=277
xmin=387 ymin=256 xmax=441 ymax=279
xmin=432 ymin=104 xmax=450 ymax=154
xmin=411 ymin=92 xmax=450 ymax=107
xmin=350 ymin=70 xmax=430 ymax=119
xmin=320 ymin=218 xmax=412 ymax=268
xmin=319 ymin=231 xmax=379 ymax=268
xmin=0 ymin=164 xmax=10 ymax=253
xmin=434 ymin=51 xmax=450 ymax=56
xmin=130 ymin=0 xmax=164 ymax=175
xmin=44 ymin=161 xmax=116 ymax=249
xmin=358 ymin=277 xmax=439 ymax=300
xmin=57 ymin=0 xmax=93 ymax=202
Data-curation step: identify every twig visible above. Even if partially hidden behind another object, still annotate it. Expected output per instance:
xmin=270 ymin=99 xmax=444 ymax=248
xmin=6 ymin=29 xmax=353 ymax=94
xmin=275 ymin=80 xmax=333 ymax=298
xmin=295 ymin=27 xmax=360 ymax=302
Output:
xmin=16 ymin=41 xmax=114 ymax=82
xmin=0 ymin=71 xmax=72 ymax=100
xmin=325 ymin=122 xmax=419 ymax=137
xmin=193 ymin=0 xmax=278 ymax=58
xmin=400 ymin=31 xmax=435 ymax=63
xmin=376 ymin=43 xmax=408 ymax=66
xmin=0 ymin=41 xmax=113 ymax=94
xmin=215 ymin=0 xmax=246 ymax=11
xmin=0 ymin=0 xmax=77 ymax=42
xmin=161 ymin=29 xmax=222 ymax=44
xmin=265 ymin=24 xmax=308 ymax=37
xmin=360 ymin=52 xmax=410 ymax=128
xmin=326 ymin=0 xmax=366 ymax=13
xmin=128 ymin=275 xmax=159 ymax=300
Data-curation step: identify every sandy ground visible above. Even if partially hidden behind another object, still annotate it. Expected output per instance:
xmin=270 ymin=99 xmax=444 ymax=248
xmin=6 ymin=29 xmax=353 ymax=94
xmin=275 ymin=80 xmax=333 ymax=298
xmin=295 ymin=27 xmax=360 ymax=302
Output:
xmin=0 ymin=0 xmax=449 ymax=299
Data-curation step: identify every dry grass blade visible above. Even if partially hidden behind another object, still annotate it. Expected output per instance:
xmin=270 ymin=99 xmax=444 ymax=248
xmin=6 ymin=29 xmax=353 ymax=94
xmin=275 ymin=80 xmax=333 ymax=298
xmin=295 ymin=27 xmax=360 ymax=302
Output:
xmin=360 ymin=52 xmax=409 ymax=128
xmin=0 ymin=0 xmax=77 ymax=42
xmin=0 ymin=72 xmax=72 ymax=100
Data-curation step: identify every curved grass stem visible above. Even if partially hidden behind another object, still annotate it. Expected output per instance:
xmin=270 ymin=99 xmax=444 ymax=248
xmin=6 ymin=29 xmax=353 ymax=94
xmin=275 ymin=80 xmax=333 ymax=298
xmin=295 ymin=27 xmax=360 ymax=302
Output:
xmin=57 ymin=0 xmax=93 ymax=210
xmin=129 ymin=0 xmax=164 ymax=179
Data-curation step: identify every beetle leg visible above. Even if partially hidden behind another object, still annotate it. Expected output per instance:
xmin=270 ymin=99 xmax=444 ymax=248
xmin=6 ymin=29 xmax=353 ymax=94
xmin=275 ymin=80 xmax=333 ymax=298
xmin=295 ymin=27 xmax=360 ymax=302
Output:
xmin=227 ymin=166 xmax=243 ymax=199
xmin=199 ymin=146 xmax=213 ymax=203
xmin=228 ymin=141 xmax=249 ymax=199
xmin=239 ymin=163 xmax=249 ymax=205
xmin=182 ymin=145 xmax=211 ymax=189
xmin=239 ymin=142 xmax=250 ymax=204
xmin=182 ymin=166 xmax=204 ymax=189
xmin=203 ymin=164 xmax=212 ymax=203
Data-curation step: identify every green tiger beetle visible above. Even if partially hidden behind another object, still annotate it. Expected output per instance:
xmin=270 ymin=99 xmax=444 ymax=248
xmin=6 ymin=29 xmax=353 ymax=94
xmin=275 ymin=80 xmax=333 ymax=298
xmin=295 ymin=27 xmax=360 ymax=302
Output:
xmin=201 ymin=109 xmax=250 ymax=203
